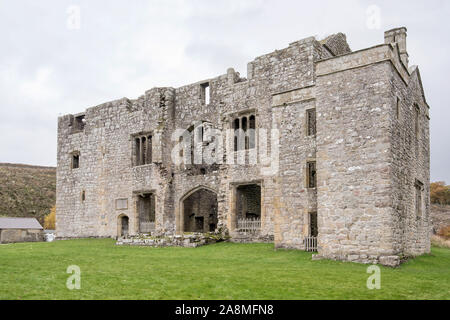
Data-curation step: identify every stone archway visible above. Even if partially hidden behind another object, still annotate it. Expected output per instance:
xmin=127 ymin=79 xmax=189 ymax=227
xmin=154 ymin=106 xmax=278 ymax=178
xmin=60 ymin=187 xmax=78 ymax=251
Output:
xmin=179 ymin=187 xmax=218 ymax=233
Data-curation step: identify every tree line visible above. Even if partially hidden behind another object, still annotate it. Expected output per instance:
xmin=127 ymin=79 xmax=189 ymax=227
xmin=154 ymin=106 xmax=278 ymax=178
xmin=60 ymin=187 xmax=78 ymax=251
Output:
xmin=431 ymin=181 xmax=450 ymax=205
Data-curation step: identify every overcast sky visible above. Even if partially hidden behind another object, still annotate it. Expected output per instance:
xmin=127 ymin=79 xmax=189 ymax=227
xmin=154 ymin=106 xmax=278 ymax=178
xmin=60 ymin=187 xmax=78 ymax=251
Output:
xmin=0 ymin=0 xmax=448 ymax=182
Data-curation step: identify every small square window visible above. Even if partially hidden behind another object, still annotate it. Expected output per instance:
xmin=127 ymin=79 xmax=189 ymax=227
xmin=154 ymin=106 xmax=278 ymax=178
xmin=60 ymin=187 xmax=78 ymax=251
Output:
xmin=71 ymin=115 xmax=86 ymax=133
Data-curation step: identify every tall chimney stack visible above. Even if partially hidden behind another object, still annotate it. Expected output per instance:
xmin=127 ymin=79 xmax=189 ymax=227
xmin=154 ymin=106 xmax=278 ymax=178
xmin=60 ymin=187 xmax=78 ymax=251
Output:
xmin=384 ymin=27 xmax=408 ymax=67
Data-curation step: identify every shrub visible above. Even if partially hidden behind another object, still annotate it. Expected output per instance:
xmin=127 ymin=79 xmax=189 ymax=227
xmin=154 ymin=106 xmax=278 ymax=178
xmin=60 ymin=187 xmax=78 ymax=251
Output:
xmin=430 ymin=181 xmax=450 ymax=205
xmin=44 ymin=206 xmax=56 ymax=229
xmin=438 ymin=225 xmax=450 ymax=239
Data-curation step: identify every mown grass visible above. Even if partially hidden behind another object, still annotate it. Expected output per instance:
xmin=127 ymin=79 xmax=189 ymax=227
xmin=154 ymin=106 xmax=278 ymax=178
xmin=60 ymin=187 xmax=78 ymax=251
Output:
xmin=0 ymin=239 xmax=449 ymax=300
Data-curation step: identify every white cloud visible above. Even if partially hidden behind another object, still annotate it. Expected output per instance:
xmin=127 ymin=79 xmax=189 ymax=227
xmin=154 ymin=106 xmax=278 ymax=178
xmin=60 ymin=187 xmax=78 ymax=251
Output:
xmin=20 ymin=66 xmax=60 ymax=102
xmin=0 ymin=0 xmax=448 ymax=182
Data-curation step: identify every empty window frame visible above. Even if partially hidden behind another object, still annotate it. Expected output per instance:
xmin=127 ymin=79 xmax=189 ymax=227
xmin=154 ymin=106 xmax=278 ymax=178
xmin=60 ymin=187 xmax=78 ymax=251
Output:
xmin=71 ymin=115 xmax=86 ymax=133
xmin=396 ymin=96 xmax=401 ymax=119
xmin=415 ymin=180 xmax=423 ymax=218
xmin=179 ymin=136 xmax=184 ymax=158
xmin=233 ymin=118 xmax=240 ymax=151
xmin=414 ymin=104 xmax=420 ymax=139
xmin=72 ymin=152 xmax=80 ymax=169
xmin=249 ymin=115 xmax=256 ymax=149
xmin=306 ymin=108 xmax=316 ymax=136
xmin=201 ymin=82 xmax=210 ymax=105
xmin=306 ymin=161 xmax=317 ymax=188
xmin=309 ymin=212 xmax=318 ymax=237
xmin=81 ymin=190 xmax=86 ymax=202
xmin=134 ymin=134 xmax=152 ymax=166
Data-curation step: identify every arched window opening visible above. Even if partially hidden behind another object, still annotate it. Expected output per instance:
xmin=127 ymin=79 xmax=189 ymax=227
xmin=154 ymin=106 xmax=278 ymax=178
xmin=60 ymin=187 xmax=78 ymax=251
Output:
xmin=232 ymin=114 xmax=255 ymax=151
xmin=133 ymin=133 xmax=152 ymax=166
xmin=242 ymin=117 xmax=248 ymax=149
xmin=233 ymin=119 xmax=240 ymax=151
xmin=249 ymin=115 xmax=256 ymax=149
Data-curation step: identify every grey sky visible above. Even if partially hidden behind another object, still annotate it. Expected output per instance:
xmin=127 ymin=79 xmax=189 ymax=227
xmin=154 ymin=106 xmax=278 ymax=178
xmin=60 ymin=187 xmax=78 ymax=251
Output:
xmin=0 ymin=0 xmax=448 ymax=182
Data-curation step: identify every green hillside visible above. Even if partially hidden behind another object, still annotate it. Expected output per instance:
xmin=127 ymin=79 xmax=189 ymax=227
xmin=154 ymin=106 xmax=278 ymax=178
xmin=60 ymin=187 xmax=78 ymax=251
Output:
xmin=0 ymin=163 xmax=56 ymax=225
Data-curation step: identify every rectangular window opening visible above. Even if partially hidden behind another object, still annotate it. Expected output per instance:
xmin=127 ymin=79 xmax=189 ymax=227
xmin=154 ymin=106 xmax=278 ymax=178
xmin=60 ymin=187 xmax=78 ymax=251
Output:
xmin=415 ymin=180 xmax=423 ymax=218
xmin=306 ymin=109 xmax=316 ymax=136
xmin=233 ymin=114 xmax=256 ymax=151
xmin=71 ymin=115 xmax=86 ymax=133
xmin=309 ymin=212 xmax=318 ymax=237
xmin=134 ymin=134 xmax=152 ymax=166
xmin=307 ymin=161 xmax=316 ymax=188
xmin=72 ymin=153 xmax=80 ymax=169
xmin=415 ymin=104 xmax=420 ymax=139
xmin=201 ymin=82 xmax=210 ymax=105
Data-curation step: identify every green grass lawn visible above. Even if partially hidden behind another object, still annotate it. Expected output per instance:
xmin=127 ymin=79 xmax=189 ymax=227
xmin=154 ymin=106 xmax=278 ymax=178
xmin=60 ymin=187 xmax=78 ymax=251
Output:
xmin=0 ymin=239 xmax=449 ymax=300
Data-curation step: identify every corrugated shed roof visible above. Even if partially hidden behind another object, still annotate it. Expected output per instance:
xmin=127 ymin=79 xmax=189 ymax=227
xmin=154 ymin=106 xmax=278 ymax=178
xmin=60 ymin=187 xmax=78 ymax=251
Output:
xmin=0 ymin=217 xmax=43 ymax=229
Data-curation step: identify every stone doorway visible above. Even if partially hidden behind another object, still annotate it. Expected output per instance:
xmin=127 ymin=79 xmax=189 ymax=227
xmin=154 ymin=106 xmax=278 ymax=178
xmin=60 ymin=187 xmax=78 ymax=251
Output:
xmin=235 ymin=184 xmax=261 ymax=233
xmin=137 ymin=193 xmax=155 ymax=233
xmin=182 ymin=188 xmax=218 ymax=233
xmin=236 ymin=184 xmax=261 ymax=220
xmin=120 ymin=215 xmax=129 ymax=237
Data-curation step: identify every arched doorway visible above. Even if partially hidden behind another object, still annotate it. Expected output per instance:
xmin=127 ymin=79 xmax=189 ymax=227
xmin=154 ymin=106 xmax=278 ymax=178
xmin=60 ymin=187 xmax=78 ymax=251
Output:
xmin=118 ymin=215 xmax=129 ymax=237
xmin=181 ymin=187 xmax=218 ymax=233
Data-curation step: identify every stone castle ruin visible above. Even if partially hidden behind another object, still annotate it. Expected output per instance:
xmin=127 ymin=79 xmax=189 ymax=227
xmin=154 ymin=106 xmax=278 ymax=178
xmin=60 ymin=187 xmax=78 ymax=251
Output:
xmin=56 ymin=27 xmax=430 ymax=266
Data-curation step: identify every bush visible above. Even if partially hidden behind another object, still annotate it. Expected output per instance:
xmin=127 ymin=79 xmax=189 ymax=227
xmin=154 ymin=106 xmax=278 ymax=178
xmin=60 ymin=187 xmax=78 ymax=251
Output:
xmin=44 ymin=206 xmax=55 ymax=229
xmin=430 ymin=181 xmax=450 ymax=205
xmin=438 ymin=226 xmax=450 ymax=239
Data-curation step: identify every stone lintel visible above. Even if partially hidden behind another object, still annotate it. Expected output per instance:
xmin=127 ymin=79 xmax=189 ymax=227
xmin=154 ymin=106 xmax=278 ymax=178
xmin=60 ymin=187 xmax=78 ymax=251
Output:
xmin=271 ymin=85 xmax=316 ymax=108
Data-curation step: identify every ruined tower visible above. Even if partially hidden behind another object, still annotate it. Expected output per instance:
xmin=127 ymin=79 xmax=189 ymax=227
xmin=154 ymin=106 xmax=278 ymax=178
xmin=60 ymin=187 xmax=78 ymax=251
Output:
xmin=56 ymin=27 xmax=430 ymax=266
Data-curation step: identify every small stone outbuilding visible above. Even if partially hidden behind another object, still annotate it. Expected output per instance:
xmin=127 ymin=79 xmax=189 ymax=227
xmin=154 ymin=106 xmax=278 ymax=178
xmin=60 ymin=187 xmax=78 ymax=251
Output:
xmin=0 ymin=217 xmax=44 ymax=244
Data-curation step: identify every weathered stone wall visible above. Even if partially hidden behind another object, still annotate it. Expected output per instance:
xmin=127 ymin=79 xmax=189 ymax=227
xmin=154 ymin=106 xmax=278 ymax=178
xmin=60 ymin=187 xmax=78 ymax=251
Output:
xmin=315 ymin=61 xmax=395 ymax=263
xmin=272 ymin=98 xmax=317 ymax=249
xmin=0 ymin=229 xmax=44 ymax=243
xmin=56 ymin=28 xmax=430 ymax=265
xmin=389 ymin=64 xmax=431 ymax=256
xmin=320 ymin=33 xmax=352 ymax=56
